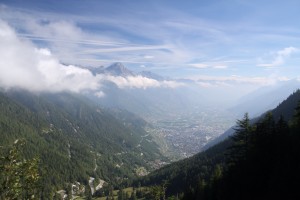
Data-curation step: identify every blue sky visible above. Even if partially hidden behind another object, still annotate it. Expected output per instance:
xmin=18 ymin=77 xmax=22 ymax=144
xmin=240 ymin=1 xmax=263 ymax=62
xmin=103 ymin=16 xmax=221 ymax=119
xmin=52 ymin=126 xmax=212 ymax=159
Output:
xmin=1 ymin=0 xmax=300 ymax=86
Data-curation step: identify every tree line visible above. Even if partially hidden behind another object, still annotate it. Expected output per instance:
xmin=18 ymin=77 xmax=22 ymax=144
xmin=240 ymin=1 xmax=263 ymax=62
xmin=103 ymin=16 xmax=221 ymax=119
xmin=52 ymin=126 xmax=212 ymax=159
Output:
xmin=183 ymin=102 xmax=300 ymax=200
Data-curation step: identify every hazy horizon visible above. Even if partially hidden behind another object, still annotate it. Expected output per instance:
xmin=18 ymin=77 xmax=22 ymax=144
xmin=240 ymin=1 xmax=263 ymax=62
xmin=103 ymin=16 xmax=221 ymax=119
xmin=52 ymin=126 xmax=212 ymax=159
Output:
xmin=1 ymin=0 xmax=300 ymax=107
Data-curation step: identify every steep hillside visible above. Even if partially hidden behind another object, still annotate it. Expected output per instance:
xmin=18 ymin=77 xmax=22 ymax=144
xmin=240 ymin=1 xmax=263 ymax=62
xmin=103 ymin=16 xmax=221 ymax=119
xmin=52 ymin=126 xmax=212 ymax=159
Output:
xmin=139 ymin=90 xmax=300 ymax=199
xmin=0 ymin=89 xmax=163 ymax=197
xmin=139 ymin=139 xmax=232 ymax=196
xmin=271 ymin=89 xmax=300 ymax=121
xmin=203 ymin=89 xmax=300 ymax=150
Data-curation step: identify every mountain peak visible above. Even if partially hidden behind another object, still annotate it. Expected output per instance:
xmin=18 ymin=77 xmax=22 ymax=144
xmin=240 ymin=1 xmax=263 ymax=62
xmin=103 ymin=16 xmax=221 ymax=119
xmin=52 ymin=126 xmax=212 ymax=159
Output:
xmin=139 ymin=71 xmax=165 ymax=81
xmin=105 ymin=62 xmax=135 ymax=77
xmin=85 ymin=66 xmax=105 ymax=76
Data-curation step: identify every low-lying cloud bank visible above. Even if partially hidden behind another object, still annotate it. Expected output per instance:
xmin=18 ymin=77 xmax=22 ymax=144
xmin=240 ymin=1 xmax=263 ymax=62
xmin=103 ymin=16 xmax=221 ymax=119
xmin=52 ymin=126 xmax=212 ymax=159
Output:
xmin=0 ymin=20 xmax=182 ymax=94
xmin=101 ymin=75 xmax=184 ymax=89
xmin=0 ymin=20 xmax=100 ymax=92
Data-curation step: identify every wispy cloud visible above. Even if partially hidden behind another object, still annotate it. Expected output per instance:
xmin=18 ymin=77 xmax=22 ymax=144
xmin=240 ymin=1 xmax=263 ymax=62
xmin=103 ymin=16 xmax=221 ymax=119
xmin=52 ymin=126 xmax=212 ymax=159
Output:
xmin=257 ymin=47 xmax=298 ymax=67
xmin=0 ymin=19 xmax=183 ymax=93
xmin=214 ymin=65 xmax=228 ymax=69
xmin=77 ymin=45 xmax=169 ymax=54
xmin=0 ymin=4 xmax=223 ymax=69
xmin=189 ymin=75 xmax=290 ymax=87
xmin=188 ymin=62 xmax=229 ymax=69
xmin=1 ymin=1 xmax=300 ymax=82
xmin=189 ymin=63 xmax=209 ymax=69
xmin=18 ymin=34 xmax=132 ymax=46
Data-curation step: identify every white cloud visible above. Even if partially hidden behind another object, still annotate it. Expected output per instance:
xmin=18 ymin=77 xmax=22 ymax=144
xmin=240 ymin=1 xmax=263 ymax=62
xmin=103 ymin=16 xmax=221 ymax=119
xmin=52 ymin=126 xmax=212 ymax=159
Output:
xmin=21 ymin=19 xmax=178 ymax=68
xmin=278 ymin=47 xmax=298 ymax=56
xmin=213 ymin=65 xmax=227 ymax=69
xmin=162 ymin=80 xmax=185 ymax=88
xmin=189 ymin=63 xmax=209 ymax=68
xmin=0 ymin=5 xmax=212 ymax=69
xmin=197 ymin=81 xmax=213 ymax=88
xmin=0 ymin=19 xmax=185 ymax=93
xmin=94 ymin=91 xmax=105 ymax=98
xmin=78 ymin=45 xmax=168 ymax=54
xmin=143 ymin=55 xmax=154 ymax=59
xmin=99 ymin=75 xmax=183 ymax=89
xmin=257 ymin=47 xmax=298 ymax=67
xmin=0 ymin=19 xmax=101 ymax=92
xmin=189 ymin=63 xmax=228 ymax=69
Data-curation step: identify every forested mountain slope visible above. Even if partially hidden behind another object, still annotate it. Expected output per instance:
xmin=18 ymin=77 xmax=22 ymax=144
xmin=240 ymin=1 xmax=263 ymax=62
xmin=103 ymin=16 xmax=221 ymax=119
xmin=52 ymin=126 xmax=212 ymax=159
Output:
xmin=203 ymin=89 xmax=300 ymax=150
xmin=0 ymin=89 xmax=163 ymax=198
xmin=140 ymin=90 xmax=300 ymax=200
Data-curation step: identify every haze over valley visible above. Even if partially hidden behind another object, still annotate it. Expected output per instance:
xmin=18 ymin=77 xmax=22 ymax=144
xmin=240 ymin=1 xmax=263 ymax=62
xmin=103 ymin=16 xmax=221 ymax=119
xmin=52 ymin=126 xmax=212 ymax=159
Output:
xmin=1 ymin=0 xmax=300 ymax=199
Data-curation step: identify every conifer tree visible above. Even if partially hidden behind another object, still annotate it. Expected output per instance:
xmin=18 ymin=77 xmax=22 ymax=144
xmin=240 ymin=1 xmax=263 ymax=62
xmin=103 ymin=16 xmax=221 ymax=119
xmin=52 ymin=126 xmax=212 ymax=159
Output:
xmin=228 ymin=113 xmax=252 ymax=166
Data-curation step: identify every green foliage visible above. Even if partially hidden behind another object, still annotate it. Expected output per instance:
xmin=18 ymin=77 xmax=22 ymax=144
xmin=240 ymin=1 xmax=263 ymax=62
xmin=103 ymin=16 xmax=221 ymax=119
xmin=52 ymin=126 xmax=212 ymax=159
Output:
xmin=139 ymin=137 xmax=231 ymax=198
xmin=0 ymin=90 xmax=162 ymax=197
xmin=85 ymin=185 xmax=93 ymax=200
xmin=0 ymin=140 xmax=40 ymax=199
xmin=228 ymin=113 xmax=252 ymax=164
xmin=148 ymin=181 xmax=167 ymax=200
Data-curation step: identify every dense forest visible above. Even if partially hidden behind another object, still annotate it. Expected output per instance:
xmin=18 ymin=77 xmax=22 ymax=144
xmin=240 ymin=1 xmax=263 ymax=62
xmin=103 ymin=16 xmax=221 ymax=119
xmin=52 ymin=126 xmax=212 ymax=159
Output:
xmin=0 ymin=89 xmax=163 ymax=199
xmin=1 ymin=89 xmax=300 ymax=199
xmin=139 ymin=90 xmax=300 ymax=200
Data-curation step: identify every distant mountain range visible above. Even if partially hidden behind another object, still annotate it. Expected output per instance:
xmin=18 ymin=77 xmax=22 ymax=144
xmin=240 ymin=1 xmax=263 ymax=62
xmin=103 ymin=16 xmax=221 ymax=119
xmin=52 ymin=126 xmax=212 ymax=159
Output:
xmin=138 ymin=70 xmax=166 ymax=81
xmin=105 ymin=62 xmax=136 ymax=77
xmin=83 ymin=62 xmax=300 ymax=120
xmin=1 ymin=60 xmax=300 ymax=199
xmin=230 ymin=79 xmax=300 ymax=117
xmin=83 ymin=63 xmax=300 ymax=157
xmin=83 ymin=63 xmax=208 ymax=120
xmin=85 ymin=62 xmax=165 ymax=80
xmin=203 ymin=88 xmax=300 ymax=150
